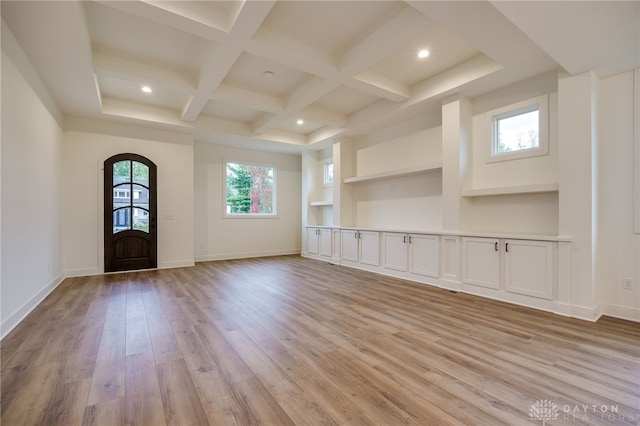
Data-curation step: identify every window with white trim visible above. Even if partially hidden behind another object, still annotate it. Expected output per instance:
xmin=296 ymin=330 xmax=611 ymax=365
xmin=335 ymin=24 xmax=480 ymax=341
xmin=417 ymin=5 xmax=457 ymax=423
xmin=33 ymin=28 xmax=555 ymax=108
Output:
xmin=224 ymin=161 xmax=276 ymax=217
xmin=323 ymin=160 xmax=333 ymax=186
xmin=487 ymin=95 xmax=549 ymax=163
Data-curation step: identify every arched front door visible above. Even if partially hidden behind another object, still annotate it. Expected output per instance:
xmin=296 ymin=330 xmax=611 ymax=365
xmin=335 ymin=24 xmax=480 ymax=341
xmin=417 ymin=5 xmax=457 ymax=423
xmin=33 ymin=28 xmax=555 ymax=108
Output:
xmin=104 ymin=153 xmax=157 ymax=272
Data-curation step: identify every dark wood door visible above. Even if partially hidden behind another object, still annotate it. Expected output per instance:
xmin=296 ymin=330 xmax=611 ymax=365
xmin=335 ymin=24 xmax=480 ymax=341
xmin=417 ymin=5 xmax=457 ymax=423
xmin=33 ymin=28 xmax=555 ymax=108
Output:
xmin=104 ymin=153 xmax=157 ymax=272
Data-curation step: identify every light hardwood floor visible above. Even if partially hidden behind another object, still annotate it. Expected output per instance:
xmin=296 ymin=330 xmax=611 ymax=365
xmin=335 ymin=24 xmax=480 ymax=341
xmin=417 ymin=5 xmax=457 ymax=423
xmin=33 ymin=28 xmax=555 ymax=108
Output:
xmin=1 ymin=256 xmax=639 ymax=425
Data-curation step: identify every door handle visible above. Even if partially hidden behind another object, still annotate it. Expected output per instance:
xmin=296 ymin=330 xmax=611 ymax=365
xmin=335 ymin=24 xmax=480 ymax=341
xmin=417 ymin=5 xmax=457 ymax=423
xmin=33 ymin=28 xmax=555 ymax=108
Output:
xmin=505 ymin=242 xmax=509 ymax=252
xmin=403 ymin=235 xmax=407 ymax=243
xmin=494 ymin=242 xmax=498 ymax=252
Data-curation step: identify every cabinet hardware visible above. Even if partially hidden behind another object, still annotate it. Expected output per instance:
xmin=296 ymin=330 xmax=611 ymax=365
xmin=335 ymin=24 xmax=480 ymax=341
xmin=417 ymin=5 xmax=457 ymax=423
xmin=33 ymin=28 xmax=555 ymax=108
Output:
xmin=494 ymin=242 xmax=498 ymax=252
xmin=355 ymin=232 xmax=358 ymax=239
xmin=403 ymin=236 xmax=407 ymax=243
xmin=409 ymin=236 xmax=413 ymax=243
xmin=505 ymin=242 xmax=509 ymax=252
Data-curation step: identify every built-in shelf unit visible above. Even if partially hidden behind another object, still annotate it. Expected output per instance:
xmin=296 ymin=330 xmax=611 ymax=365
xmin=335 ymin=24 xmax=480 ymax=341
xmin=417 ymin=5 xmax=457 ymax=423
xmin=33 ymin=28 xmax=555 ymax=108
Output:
xmin=343 ymin=163 xmax=443 ymax=184
xmin=461 ymin=183 xmax=559 ymax=197
xmin=309 ymin=200 xmax=333 ymax=206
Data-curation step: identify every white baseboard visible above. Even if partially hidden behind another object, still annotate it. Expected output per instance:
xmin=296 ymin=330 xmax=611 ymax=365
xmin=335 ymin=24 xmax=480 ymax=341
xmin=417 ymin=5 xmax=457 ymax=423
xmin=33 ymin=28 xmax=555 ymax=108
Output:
xmin=599 ymin=303 xmax=640 ymax=323
xmin=65 ymin=259 xmax=197 ymax=276
xmin=1 ymin=271 xmax=66 ymax=339
xmin=195 ymin=249 xmax=300 ymax=263
xmin=64 ymin=267 xmax=101 ymax=277
xmin=159 ymin=260 xmax=195 ymax=269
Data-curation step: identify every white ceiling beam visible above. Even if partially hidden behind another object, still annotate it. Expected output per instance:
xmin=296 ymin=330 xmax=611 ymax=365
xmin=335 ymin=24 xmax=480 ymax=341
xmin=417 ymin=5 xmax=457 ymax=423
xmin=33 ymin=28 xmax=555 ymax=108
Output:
xmin=141 ymin=0 xmax=230 ymax=32
xmin=306 ymin=127 xmax=346 ymax=147
xmin=249 ymin=6 xmax=424 ymax=136
xmin=350 ymin=71 xmax=410 ymax=102
xmin=491 ymin=1 xmax=640 ymax=76
xmin=181 ymin=45 xmax=242 ymax=121
xmin=181 ymin=1 xmax=275 ymax=122
xmin=102 ymin=98 xmax=189 ymax=128
xmin=258 ymin=129 xmax=307 ymax=147
xmin=252 ymin=77 xmax=337 ymax=133
xmin=340 ymin=7 xmax=425 ymax=75
xmin=348 ymin=55 xmax=502 ymax=129
xmin=246 ymin=29 xmax=338 ymax=78
xmin=251 ymin=112 xmax=280 ymax=134
xmin=95 ymin=1 xmax=228 ymax=41
xmin=92 ymin=53 xmax=196 ymax=94
xmin=410 ymin=55 xmax=503 ymax=104
xmin=102 ymin=98 xmax=306 ymax=148
xmin=212 ymin=84 xmax=284 ymax=114
xmin=406 ymin=0 xmax=557 ymax=74
xmin=299 ymin=106 xmax=348 ymax=129
xmin=227 ymin=0 xmax=277 ymax=40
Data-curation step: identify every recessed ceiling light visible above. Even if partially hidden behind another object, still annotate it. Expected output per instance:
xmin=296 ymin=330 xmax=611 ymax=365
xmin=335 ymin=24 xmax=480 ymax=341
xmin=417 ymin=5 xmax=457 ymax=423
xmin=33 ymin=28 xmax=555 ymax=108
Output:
xmin=141 ymin=86 xmax=152 ymax=93
xmin=417 ymin=49 xmax=430 ymax=59
xmin=297 ymin=119 xmax=304 ymax=125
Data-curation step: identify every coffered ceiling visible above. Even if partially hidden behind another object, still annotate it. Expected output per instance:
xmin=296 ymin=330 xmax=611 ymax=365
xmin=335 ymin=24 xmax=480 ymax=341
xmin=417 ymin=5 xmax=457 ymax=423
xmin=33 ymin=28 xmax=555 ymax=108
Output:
xmin=2 ymin=1 xmax=638 ymax=152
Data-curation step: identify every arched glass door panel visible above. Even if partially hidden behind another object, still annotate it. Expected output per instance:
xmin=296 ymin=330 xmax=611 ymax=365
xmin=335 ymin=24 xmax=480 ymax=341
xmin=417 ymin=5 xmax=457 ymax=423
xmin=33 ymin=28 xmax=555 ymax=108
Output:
xmin=104 ymin=154 xmax=157 ymax=272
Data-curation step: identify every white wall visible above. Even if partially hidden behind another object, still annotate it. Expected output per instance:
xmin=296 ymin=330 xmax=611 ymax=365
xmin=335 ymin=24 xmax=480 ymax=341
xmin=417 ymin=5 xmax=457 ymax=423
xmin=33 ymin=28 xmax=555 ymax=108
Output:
xmin=194 ymin=142 xmax=301 ymax=261
xmin=1 ymin=31 xmax=64 ymax=337
xmin=596 ymin=70 xmax=640 ymax=321
xmin=351 ymin=114 xmax=443 ymax=231
xmin=63 ymin=121 xmax=195 ymax=275
xmin=467 ymin=73 xmax=559 ymax=235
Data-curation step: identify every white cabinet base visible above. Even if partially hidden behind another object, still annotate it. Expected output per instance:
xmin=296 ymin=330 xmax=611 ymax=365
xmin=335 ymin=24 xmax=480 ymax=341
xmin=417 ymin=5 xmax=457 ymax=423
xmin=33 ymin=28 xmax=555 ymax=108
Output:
xmin=304 ymin=227 xmax=570 ymax=319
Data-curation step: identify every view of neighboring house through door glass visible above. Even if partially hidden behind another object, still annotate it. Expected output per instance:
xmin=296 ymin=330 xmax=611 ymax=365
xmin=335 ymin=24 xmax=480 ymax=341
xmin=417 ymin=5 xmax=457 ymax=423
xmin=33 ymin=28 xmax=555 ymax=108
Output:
xmin=112 ymin=160 xmax=150 ymax=233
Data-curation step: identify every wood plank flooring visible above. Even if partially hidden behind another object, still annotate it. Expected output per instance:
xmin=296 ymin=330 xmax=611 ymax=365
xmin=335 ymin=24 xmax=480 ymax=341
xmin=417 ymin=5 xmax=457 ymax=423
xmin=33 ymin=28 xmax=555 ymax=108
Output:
xmin=1 ymin=255 xmax=639 ymax=425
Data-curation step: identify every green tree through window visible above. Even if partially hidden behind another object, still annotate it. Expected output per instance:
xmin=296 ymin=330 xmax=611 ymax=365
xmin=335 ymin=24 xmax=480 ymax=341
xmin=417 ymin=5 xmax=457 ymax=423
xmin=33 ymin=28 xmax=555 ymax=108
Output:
xmin=226 ymin=162 xmax=275 ymax=214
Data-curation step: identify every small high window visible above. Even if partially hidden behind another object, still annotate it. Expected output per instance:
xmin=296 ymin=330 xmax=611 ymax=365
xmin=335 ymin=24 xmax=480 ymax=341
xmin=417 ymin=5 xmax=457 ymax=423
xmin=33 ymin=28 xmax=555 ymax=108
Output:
xmin=488 ymin=95 xmax=549 ymax=162
xmin=225 ymin=161 xmax=276 ymax=217
xmin=323 ymin=160 xmax=334 ymax=186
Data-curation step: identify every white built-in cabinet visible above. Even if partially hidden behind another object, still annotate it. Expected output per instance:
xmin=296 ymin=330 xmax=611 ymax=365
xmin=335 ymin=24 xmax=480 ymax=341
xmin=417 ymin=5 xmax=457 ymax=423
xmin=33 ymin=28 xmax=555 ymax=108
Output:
xmin=341 ymin=230 xmax=379 ymax=266
xmin=462 ymin=237 xmax=554 ymax=300
xmin=306 ymin=227 xmax=332 ymax=258
xmin=382 ymin=233 xmax=439 ymax=277
xmin=503 ymin=239 xmax=554 ymax=299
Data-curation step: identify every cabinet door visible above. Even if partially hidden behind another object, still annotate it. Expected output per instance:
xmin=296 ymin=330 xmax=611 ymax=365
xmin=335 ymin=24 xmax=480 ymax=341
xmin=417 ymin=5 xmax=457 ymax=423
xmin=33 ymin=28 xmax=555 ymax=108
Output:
xmin=504 ymin=239 xmax=554 ymax=299
xmin=359 ymin=231 xmax=380 ymax=266
xmin=383 ymin=233 xmax=408 ymax=271
xmin=409 ymin=234 xmax=439 ymax=277
xmin=341 ymin=230 xmax=359 ymax=262
xmin=306 ymin=228 xmax=319 ymax=255
xmin=462 ymin=237 xmax=500 ymax=289
xmin=318 ymin=228 xmax=332 ymax=257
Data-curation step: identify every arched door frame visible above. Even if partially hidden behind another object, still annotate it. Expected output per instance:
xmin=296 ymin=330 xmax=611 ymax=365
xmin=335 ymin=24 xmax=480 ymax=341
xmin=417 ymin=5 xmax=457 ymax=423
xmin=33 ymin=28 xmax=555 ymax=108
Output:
xmin=103 ymin=153 xmax=157 ymax=272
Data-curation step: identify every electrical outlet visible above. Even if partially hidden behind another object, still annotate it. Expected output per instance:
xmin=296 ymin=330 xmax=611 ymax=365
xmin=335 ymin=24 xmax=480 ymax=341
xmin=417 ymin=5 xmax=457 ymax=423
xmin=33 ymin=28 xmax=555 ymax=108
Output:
xmin=623 ymin=278 xmax=634 ymax=290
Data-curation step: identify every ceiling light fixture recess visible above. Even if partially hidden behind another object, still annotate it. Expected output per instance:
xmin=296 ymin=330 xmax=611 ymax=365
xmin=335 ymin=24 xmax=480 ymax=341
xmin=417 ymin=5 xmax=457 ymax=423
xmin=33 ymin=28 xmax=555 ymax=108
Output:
xmin=263 ymin=70 xmax=275 ymax=77
xmin=296 ymin=119 xmax=304 ymax=125
xmin=141 ymin=85 xmax=152 ymax=93
xmin=417 ymin=49 xmax=430 ymax=59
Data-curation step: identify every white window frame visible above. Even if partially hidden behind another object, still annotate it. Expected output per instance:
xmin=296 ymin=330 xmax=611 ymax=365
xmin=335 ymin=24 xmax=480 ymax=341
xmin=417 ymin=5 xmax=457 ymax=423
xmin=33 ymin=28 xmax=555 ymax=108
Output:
xmin=323 ymin=159 xmax=333 ymax=186
xmin=223 ymin=160 xmax=277 ymax=219
xmin=486 ymin=94 xmax=549 ymax=163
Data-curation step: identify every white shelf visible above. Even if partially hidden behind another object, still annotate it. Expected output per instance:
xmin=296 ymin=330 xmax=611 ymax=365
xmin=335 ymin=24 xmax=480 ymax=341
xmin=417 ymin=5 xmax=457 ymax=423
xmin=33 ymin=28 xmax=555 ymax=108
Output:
xmin=343 ymin=163 xmax=442 ymax=184
xmin=309 ymin=200 xmax=333 ymax=206
xmin=461 ymin=183 xmax=559 ymax=197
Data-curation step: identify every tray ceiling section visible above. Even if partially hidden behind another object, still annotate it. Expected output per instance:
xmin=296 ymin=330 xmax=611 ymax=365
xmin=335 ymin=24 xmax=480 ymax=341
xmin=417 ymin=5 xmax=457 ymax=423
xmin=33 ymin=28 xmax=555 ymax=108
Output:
xmin=86 ymin=0 xmax=498 ymax=146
